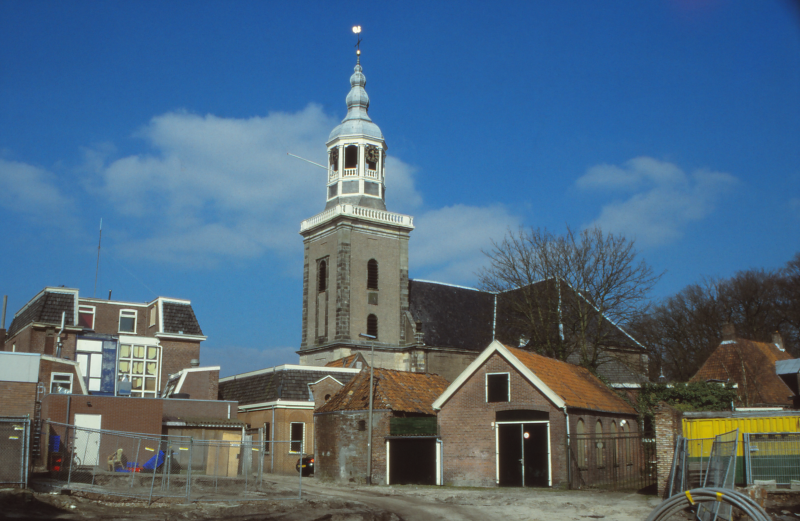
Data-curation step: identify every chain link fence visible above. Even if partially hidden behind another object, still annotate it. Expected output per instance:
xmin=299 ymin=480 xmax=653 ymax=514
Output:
xmin=0 ymin=416 xmax=30 ymax=487
xmin=42 ymin=420 xmax=306 ymax=503
xmin=744 ymin=432 xmax=800 ymax=485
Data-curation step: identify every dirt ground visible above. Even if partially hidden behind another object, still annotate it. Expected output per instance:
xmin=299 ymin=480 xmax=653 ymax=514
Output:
xmin=3 ymin=479 xmax=799 ymax=520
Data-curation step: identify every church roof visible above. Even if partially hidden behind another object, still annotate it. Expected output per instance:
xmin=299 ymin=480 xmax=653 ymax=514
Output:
xmin=327 ymin=55 xmax=384 ymax=143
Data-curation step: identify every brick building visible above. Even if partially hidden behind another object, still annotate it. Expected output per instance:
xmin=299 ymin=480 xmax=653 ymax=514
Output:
xmin=315 ymin=367 xmax=449 ymax=485
xmin=218 ymin=364 xmax=361 ymax=474
xmin=295 ymin=51 xmax=648 ymax=388
xmin=3 ymin=287 xmax=207 ymax=398
xmin=434 ymin=340 xmax=638 ymax=487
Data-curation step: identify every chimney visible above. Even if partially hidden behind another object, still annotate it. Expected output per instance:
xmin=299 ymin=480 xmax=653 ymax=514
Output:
xmin=722 ymin=323 xmax=736 ymax=342
xmin=773 ymin=331 xmax=785 ymax=352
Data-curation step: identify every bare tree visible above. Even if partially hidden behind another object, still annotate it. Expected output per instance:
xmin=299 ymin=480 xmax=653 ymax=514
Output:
xmin=479 ymin=226 xmax=662 ymax=371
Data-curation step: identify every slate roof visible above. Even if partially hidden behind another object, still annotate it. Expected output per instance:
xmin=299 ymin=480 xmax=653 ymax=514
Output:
xmin=566 ymin=350 xmax=648 ymax=385
xmin=162 ymin=302 xmax=203 ymax=336
xmin=506 ymin=345 xmax=637 ymax=414
xmin=408 ymin=280 xmax=495 ymax=351
xmin=218 ymin=366 xmax=359 ymax=405
xmin=690 ymin=338 xmax=793 ymax=406
xmin=317 ymin=368 xmax=450 ymax=415
xmin=6 ymin=289 xmax=76 ymax=338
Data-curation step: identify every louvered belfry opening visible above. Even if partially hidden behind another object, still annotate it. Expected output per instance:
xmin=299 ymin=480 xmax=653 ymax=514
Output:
xmin=318 ymin=259 xmax=327 ymax=292
xmin=344 ymin=145 xmax=358 ymax=169
xmin=367 ymin=314 xmax=378 ymax=338
xmin=367 ymin=259 xmax=378 ymax=290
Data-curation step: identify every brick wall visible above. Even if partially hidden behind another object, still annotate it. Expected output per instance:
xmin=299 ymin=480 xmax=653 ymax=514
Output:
xmin=162 ymin=398 xmax=234 ymax=421
xmin=309 ymin=378 xmax=345 ymax=410
xmin=655 ymin=401 xmax=683 ymax=497
xmin=0 ymin=381 xmax=37 ymax=417
xmin=39 ymin=359 xmax=83 ymax=395
xmin=315 ymin=409 xmax=391 ymax=484
xmin=438 ymin=353 xmax=566 ymax=487
xmin=158 ymin=339 xmax=201 ymax=387
xmin=178 ymin=369 xmax=219 ymax=401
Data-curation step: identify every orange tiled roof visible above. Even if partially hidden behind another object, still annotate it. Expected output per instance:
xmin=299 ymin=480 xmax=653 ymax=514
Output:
xmin=690 ymin=338 xmax=793 ymax=406
xmin=317 ymin=368 xmax=449 ymax=415
xmin=325 ymin=353 xmax=367 ymax=368
xmin=505 ymin=345 xmax=637 ymax=415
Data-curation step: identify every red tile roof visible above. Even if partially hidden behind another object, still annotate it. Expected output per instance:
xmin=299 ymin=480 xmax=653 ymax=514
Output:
xmin=690 ymin=338 xmax=793 ymax=406
xmin=505 ymin=345 xmax=637 ymax=415
xmin=317 ymin=368 xmax=449 ymax=415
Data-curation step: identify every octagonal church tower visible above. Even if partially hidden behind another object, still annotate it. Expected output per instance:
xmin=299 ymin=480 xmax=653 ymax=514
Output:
xmin=298 ymin=50 xmax=415 ymax=367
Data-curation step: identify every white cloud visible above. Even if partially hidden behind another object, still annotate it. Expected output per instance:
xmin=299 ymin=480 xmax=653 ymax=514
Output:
xmin=0 ymin=158 xmax=78 ymax=229
xmin=410 ymin=204 xmax=520 ymax=284
xmin=90 ymin=105 xmax=425 ymax=266
xmin=576 ymin=157 xmax=738 ymax=247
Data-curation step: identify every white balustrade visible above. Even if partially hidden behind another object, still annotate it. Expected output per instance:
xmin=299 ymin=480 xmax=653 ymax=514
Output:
xmin=329 ymin=168 xmax=338 ymax=181
xmin=300 ymin=204 xmax=414 ymax=232
xmin=343 ymin=168 xmax=358 ymax=177
xmin=365 ymin=168 xmax=378 ymax=179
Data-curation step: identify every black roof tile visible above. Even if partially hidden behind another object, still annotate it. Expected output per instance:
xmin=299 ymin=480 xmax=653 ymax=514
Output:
xmin=218 ymin=367 xmax=358 ymax=405
xmin=6 ymin=290 xmax=75 ymax=338
xmin=162 ymin=302 xmax=203 ymax=335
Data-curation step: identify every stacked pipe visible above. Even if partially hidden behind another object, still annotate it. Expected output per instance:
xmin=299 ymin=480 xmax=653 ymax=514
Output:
xmin=645 ymin=487 xmax=770 ymax=521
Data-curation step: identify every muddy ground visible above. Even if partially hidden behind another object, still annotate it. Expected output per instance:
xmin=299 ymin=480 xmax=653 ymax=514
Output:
xmin=3 ymin=480 xmax=800 ymax=520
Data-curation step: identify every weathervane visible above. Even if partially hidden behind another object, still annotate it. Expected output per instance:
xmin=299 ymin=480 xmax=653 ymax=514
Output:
xmin=353 ymin=25 xmax=362 ymax=57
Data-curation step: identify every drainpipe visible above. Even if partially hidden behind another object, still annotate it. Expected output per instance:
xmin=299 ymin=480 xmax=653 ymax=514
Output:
xmin=563 ymin=406 xmax=570 ymax=487
xmin=56 ymin=312 xmax=65 ymax=358
xmin=436 ymin=438 xmax=444 ymax=486
xmin=271 ymin=406 xmax=275 ymax=473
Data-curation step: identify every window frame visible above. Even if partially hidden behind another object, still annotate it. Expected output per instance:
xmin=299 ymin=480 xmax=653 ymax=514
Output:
xmin=289 ymin=422 xmax=305 ymax=454
xmin=485 ymin=372 xmax=510 ymax=403
xmin=595 ymin=420 xmax=605 ymax=469
xmin=318 ymin=258 xmax=328 ymax=292
xmin=118 ymin=309 xmax=138 ymax=334
xmin=50 ymin=372 xmax=73 ymax=394
xmin=576 ymin=418 xmax=588 ymax=470
xmin=117 ymin=342 xmax=161 ymax=398
xmin=367 ymin=259 xmax=378 ymax=290
xmin=78 ymin=305 xmax=96 ymax=330
xmin=366 ymin=314 xmax=378 ymax=338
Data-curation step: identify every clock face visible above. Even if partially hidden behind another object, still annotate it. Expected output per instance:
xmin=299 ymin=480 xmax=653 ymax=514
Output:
xmin=366 ymin=145 xmax=379 ymax=164
xmin=329 ymin=147 xmax=339 ymax=165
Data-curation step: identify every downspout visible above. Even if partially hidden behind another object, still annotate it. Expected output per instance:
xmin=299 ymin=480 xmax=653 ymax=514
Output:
xmin=436 ymin=438 xmax=443 ymax=486
xmin=271 ymin=406 xmax=275 ymax=473
xmin=56 ymin=311 xmax=65 ymax=358
xmin=563 ymin=406 xmax=570 ymax=487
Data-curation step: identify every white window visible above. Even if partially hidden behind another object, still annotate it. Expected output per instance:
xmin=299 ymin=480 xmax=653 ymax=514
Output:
xmin=78 ymin=305 xmax=95 ymax=329
xmin=149 ymin=307 xmax=156 ymax=327
xmin=50 ymin=373 xmax=73 ymax=394
xmin=119 ymin=309 xmax=137 ymax=333
xmin=118 ymin=343 xmax=161 ymax=397
xmin=76 ymin=339 xmax=104 ymax=392
xmin=486 ymin=372 xmax=510 ymax=402
xmin=290 ymin=423 xmax=305 ymax=454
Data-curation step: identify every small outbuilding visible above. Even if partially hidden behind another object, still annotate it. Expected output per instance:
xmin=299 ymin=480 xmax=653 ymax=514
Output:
xmin=434 ymin=340 xmax=638 ymax=488
xmin=315 ymin=368 xmax=449 ymax=485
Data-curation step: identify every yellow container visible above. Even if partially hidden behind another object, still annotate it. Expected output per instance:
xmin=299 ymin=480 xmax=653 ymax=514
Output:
xmin=682 ymin=416 xmax=800 ymax=457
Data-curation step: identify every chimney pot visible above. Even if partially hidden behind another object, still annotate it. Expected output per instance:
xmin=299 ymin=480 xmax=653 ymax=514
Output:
xmin=190 ymin=359 xmax=200 ymax=367
xmin=722 ymin=323 xmax=736 ymax=342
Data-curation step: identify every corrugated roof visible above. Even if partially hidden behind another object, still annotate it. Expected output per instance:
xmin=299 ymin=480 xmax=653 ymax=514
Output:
xmin=690 ymin=338 xmax=793 ymax=406
xmin=317 ymin=368 xmax=450 ymax=415
xmin=506 ymin=345 xmax=636 ymax=414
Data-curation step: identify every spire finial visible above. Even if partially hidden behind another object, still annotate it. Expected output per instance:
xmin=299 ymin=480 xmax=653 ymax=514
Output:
xmin=353 ymin=25 xmax=362 ymax=64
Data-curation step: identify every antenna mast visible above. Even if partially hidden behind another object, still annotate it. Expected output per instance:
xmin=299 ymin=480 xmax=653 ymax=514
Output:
xmin=94 ymin=218 xmax=102 ymax=298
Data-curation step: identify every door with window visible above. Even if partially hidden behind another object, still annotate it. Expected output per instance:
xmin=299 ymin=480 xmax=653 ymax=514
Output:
xmin=76 ymin=339 xmax=103 ymax=392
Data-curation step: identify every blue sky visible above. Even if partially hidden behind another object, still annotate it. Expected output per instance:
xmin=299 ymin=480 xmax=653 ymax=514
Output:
xmin=1 ymin=1 xmax=799 ymax=376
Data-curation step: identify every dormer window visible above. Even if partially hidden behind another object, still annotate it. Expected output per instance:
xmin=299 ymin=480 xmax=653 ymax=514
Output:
xmin=344 ymin=145 xmax=358 ymax=170
xmin=119 ymin=309 xmax=137 ymax=333
xmin=78 ymin=305 xmax=95 ymax=329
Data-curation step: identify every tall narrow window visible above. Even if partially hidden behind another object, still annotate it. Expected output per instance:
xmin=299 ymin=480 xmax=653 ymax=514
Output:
xmin=367 ymin=259 xmax=378 ymax=290
xmin=486 ymin=373 xmax=510 ymax=402
xmin=318 ymin=259 xmax=328 ymax=292
xmin=576 ymin=419 xmax=587 ymax=469
xmin=290 ymin=422 xmax=304 ymax=453
xmin=344 ymin=145 xmax=358 ymax=169
xmin=367 ymin=314 xmax=378 ymax=338
xmin=595 ymin=420 xmax=605 ymax=468
xmin=610 ymin=421 xmax=618 ymax=467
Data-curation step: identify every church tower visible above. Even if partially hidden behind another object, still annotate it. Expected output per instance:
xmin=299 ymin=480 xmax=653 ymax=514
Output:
xmin=298 ymin=49 xmax=415 ymax=367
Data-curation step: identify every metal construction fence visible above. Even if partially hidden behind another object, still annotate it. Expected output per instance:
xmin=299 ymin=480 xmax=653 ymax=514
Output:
xmin=42 ymin=420 xmax=306 ymax=503
xmin=744 ymin=432 xmax=800 ymax=485
xmin=569 ymin=433 xmax=656 ymax=491
xmin=0 ymin=416 xmax=30 ymax=487
xmin=667 ymin=430 xmax=738 ymax=521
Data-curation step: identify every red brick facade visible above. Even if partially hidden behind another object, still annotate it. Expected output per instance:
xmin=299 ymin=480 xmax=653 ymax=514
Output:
xmin=655 ymin=402 xmax=683 ymax=497
xmin=0 ymin=381 xmax=37 ymax=418
xmin=315 ymin=409 xmax=391 ymax=484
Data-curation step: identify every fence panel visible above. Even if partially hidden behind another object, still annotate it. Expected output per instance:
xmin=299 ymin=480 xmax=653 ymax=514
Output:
xmin=569 ymin=433 xmax=655 ymax=491
xmin=0 ymin=417 xmax=30 ymax=487
xmin=697 ymin=429 xmax=738 ymax=521
xmin=42 ymin=420 xmax=304 ymax=503
xmin=745 ymin=432 xmax=800 ymax=485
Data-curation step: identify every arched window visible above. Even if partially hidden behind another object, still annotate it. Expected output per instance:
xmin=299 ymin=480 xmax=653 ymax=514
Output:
xmin=367 ymin=259 xmax=378 ymax=290
xmin=595 ymin=420 xmax=605 ymax=468
xmin=318 ymin=260 xmax=327 ymax=292
xmin=344 ymin=145 xmax=358 ymax=169
xmin=367 ymin=314 xmax=378 ymax=338
xmin=621 ymin=420 xmax=631 ymax=467
xmin=576 ymin=419 xmax=587 ymax=469
xmin=610 ymin=421 xmax=618 ymax=467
